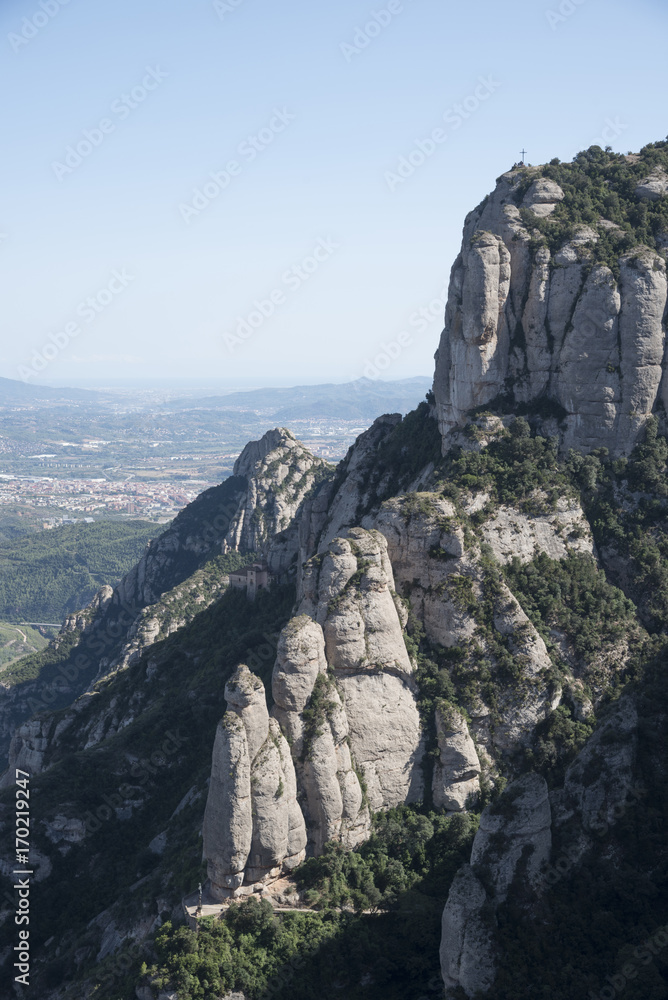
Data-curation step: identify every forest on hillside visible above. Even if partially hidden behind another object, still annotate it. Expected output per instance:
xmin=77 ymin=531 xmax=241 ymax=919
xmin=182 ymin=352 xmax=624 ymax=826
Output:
xmin=0 ymin=520 xmax=160 ymax=622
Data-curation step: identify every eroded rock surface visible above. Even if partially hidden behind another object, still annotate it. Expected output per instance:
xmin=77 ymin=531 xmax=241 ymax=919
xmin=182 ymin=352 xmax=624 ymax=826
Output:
xmin=440 ymin=774 xmax=551 ymax=996
xmin=225 ymin=428 xmax=332 ymax=564
xmin=202 ymin=666 xmax=306 ymax=898
xmin=299 ymin=527 xmax=424 ymax=808
xmin=440 ymin=865 xmax=496 ymax=996
xmin=471 ymin=773 xmax=552 ymax=899
xmin=271 ymin=616 xmax=369 ymax=853
xmin=433 ymin=168 xmax=668 ymax=456
xmin=432 ymin=705 xmax=481 ymax=811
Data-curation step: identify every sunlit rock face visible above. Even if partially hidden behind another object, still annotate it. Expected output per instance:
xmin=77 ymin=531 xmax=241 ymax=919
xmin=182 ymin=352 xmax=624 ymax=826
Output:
xmin=433 ymin=169 xmax=668 ymax=457
xmin=202 ymin=665 xmax=306 ymax=899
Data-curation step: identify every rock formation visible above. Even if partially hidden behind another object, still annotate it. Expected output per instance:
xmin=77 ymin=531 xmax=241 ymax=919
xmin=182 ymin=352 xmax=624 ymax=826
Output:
xmin=440 ymin=773 xmax=552 ymax=996
xmin=433 ymin=168 xmax=668 ymax=456
xmin=223 ymin=427 xmax=332 ymax=572
xmin=271 ymin=616 xmax=369 ymax=853
xmin=440 ymin=865 xmax=496 ymax=996
xmin=440 ymin=697 xmax=641 ymax=996
xmin=299 ymin=526 xmax=424 ymax=809
xmin=432 ymin=704 xmax=481 ymax=811
xmin=6 ymin=144 xmax=668 ymax=997
xmin=202 ymin=665 xmax=306 ymax=898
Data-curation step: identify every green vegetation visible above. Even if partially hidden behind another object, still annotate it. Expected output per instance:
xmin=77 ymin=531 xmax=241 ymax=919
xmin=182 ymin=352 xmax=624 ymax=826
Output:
xmin=505 ymin=551 xmax=640 ymax=664
xmin=0 ymin=582 xmax=297 ymax=998
xmin=488 ymin=649 xmax=668 ymax=1000
xmin=436 ymin=416 xmax=570 ymax=509
xmin=300 ymin=672 xmax=339 ymax=761
xmin=512 ymin=140 xmax=668 ymax=273
xmin=351 ymin=400 xmax=443 ymax=522
xmin=137 ymin=807 xmax=477 ymax=1000
xmin=5 ymin=348 xmax=668 ymax=999
xmin=0 ymin=620 xmax=48 ymax=668
xmin=0 ymin=519 xmax=159 ymax=622
xmin=376 ymin=401 xmax=443 ymax=486
xmin=297 ymin=807 xmax=478 ymax=912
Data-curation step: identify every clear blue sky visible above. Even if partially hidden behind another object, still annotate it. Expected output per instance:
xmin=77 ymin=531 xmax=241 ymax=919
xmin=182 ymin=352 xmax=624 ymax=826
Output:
xmin=0 ymin=0 xmax=666 ymax=387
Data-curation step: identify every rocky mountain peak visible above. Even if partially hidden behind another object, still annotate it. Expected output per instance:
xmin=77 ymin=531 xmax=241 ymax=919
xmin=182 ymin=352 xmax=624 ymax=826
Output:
xmin=433 ymin=146 xmax=668 ymax=457
xmin=232 ymin=427 xmax=299 ymax=477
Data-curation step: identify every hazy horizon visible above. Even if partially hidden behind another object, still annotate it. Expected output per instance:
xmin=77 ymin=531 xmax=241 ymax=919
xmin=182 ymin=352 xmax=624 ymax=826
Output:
xmin=2 ymin=0 xmax=667 ymax=387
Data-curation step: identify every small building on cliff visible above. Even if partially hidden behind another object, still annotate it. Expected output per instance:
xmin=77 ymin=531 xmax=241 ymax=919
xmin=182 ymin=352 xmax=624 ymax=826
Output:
xmin=229 ymin=563 xmax=270 ymax=600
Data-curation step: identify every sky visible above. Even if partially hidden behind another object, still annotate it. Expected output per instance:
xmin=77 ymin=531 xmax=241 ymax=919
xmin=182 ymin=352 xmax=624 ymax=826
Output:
xmin=0 ymin=0 xmax=666 ymax=389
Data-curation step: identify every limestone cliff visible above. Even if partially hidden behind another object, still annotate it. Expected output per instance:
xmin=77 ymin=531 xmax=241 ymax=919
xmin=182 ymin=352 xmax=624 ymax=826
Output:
xmin=440 ymin=696 xmax=642 ymax=996
xmin=202 ymin=666 xmax=306 ymax=898
xmin=433 ymin=163 xmax=668 ymax=456
xmin=272 ymin=616 xmax=369 ymax=854
xmin=440 ymin=773 xmax=552 ymax=995
xmin=224 ymin=427 xmax=332 ymax=571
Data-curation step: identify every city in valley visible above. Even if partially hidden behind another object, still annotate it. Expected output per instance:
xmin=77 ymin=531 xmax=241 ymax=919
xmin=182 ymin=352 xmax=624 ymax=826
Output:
xmin=0 ymin=474 xmax=216 ymax=526
xmin=0 ymin=377 xmax=430 ymax=531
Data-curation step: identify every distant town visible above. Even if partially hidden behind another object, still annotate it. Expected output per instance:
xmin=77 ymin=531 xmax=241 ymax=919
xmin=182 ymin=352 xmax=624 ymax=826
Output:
xmin=0 ymin=475 xmax=216 ymax=526
xmin=0 ymin=376 xmax=431 ymax=532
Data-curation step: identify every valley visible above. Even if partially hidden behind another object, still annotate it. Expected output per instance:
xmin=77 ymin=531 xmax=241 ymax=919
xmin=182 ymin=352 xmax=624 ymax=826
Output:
xmin=0 ymin=377 xmax=429 ymax=532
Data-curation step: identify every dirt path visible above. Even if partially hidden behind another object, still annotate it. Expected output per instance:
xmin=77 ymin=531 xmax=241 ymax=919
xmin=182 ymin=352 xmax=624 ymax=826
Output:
xmin=0 ymin=624 xmax=28 ymax=643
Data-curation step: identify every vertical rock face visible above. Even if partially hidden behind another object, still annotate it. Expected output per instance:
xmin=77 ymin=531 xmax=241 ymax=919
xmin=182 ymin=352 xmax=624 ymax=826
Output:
xmin=470 ymin=773 xmax=552 ymax=900
xmin=433 ymin=168 xmax=668 ymax=456
xmin=271 ymin=616 xmax=369 ymax=853
xmin=202 ymin=665 xmax=306 ymax=899
xmin=306 ymin=414 xmax=403 ymax=558
xmin=202 ymin=712 xmax=252 ymax=895
xmin=440 ymin=865 xmax=496 ymax=996
xmin=557 ymin=695 xmax=638 ymax=835
xmin=369 ymin=493 xmax=555 ymax=763
xmin=0 ymin=719 xmax=54 ymax=788
xmin=225 ymin=428 xmax=332 ymax=562
xmin=432 ymin=705 xmax=481 ymax=812
xmin=299 ymin=527 xmax=425 ymax=810
xmin=440 ymin=773 xmax=551 ymax=997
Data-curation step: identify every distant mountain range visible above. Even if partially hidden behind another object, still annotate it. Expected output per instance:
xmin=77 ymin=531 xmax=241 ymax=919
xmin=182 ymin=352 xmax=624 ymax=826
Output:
xmin=0 ymin=377 xmax=100 ymax=406
xmin=166 ymin=376 xmax=432 ymax=420
xmin=0 ymin=375 xmax=433 ymax=422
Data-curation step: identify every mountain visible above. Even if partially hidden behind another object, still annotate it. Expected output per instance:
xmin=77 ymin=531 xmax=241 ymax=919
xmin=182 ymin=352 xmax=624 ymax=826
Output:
xmin=0 ymin=520 xmax=159 ymax=623
xmin=167 ymin=376 xmax=432 ymax=420
xmin=0 ymin=377 xmax=100 ymax=406
xmin=1 ymin=142 xmax=668 ymax=1000
xmin=434 ymin=144 xmax=668 ymax=455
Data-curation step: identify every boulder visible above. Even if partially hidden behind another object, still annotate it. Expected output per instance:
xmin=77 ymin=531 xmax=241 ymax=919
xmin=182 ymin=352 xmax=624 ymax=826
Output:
xmin=432 ymin=705 xmax=481 ymax=811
